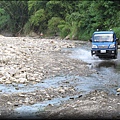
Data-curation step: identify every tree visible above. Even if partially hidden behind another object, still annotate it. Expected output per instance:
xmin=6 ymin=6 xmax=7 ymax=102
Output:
xmin=48 ymin=17 xmax=61 ymax=35
xmin=0 ymin=1 xmax=28 ymax=36
xmin=0 ymin=8 xmax=9 ymax=31
xmin=24 ymin=1 xmax=48 ymax=34
xmin=0 ymin=0 xmax=119 ymax=39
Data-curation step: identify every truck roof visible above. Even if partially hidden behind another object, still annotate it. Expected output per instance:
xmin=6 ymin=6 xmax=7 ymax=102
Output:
xmin=93 ymin=31 xmax=115 ymax=34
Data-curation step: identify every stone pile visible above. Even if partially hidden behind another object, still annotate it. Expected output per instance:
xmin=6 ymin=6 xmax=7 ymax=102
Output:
xmin=0 ymin=37 xmax=75 ymax=85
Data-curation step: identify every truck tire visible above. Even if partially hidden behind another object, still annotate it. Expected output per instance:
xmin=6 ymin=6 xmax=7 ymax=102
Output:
xmin=113 ymin=54 xmax=117 ymax=59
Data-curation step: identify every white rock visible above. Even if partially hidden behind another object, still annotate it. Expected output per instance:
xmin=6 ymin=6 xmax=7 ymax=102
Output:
xmin=24 ymin=97 xmax=29 ymax=103
xmin=18 ymin=93 xmax=26 ymax=97
xmin=19 ymin=78 xmax=28 ymax=83
xmin=7 ymin=101 xmax=12 ymax=105
xmin=117 ymin=88 xmax=120 ymax=92
xmin=5 ymin=80 xmax=12 ymax=84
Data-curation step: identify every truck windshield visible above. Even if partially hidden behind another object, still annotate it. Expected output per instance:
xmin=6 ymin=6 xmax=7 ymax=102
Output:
xmin=93 ymin=34 xmax=113 ymax=42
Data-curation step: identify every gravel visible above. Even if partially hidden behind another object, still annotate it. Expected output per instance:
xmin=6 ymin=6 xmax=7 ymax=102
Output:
xmin=0 ymin=36 xmax=120 ymax=119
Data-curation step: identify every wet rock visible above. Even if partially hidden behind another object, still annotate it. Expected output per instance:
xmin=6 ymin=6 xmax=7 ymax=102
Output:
xmin=19 ymin=100 xmax=23 ymax=104
xmin=14 ymin=103 xmax=20 ymax=106
xmin=78 ymin=95 xmax=82 ymax=98
xmin=48 ymin=104 xmax=54 ymax=107
xmin=15 ymin=87 xmax=19 ymax=90
xmin=7 ymin=101 xmax=12 ymax=105
xmin=24 ymin=97 xmax=29 ymax=103
xmin=29 ymin=100 xmax=35 ymax=105
xmin=35 ymin=79 xmax=41 ymax=82
xmin=117 ymin=88 xmax=120 ymax=92
xmin=19 ymin=73 xmax=27 ymax=78
xmin=19 ymin=78 xmax=28 ymax=83
xmin=12 ymin=83 xmax=18 ymax=87
xmin=58 ymin=88 xmax=65 ymax=94
xmin=18 ymin=93 xmax=26 ymax=97
xmin=90 ymin=97 xmax=96 ymax=100
xmin=5 ymin=80 xmax=12 ymax=84
xmin=69 ymin=97 xmax=74 ymax=99
xmin=0 ymin=73 xmax=3 ymax=78
xmin=8 ymin=68 xmax=17 ymax=76
xmin=116 ymin=92 xmax=120 ymax=96
xmin=28 ymin=93 xmax=36 ymax=96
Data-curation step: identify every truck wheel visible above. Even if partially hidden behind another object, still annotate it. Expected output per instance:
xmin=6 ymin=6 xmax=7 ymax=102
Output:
xmin=113 ymin=55 xmax=117 ymax=59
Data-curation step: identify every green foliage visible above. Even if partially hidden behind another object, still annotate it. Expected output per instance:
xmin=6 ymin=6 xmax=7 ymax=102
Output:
xmin=46 ymin=1 xmax=66 ymax=18
xmin=0 ymin=8 xmax=9 ymax=31
xmin=26 ymin=1 xmax=49 ymax=34
xmin=113 ymin=27 xmax=120 ymax=39
xmin=23 ymin=21 xmax=31 ymax=35
xmin=30 ymin=9 xmax=46 ymax=26
xmin=58 ymin=20 xmax=70 ymax=39
xmin=0 ymin=0 xmax=119 ymax=40
xmin=58 ymin=12 xmax=81 ymax=39
xmin=0 ymin=1 xmax=28 ymax=35
xmin=48 ymin=17 xmax=61 ymax=35
xmin=28 ymin=1 xmax=47 ymax=14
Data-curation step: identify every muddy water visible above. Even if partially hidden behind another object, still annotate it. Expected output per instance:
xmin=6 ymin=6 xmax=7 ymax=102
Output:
xmin=6 ymin=42 xmax=120 ymax=118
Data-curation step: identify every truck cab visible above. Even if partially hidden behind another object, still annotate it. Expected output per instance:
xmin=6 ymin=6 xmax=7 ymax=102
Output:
xmin=90 ymin=29 xmax=119 ymax=59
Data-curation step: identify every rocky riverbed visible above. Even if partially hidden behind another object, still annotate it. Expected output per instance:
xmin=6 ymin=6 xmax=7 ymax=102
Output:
xmin=0 ymin=36 xmax=120 ymax=119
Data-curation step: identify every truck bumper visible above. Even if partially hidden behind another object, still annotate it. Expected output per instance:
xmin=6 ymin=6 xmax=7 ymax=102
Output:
xmin=91 ymin=49 xmax=117 ymax=58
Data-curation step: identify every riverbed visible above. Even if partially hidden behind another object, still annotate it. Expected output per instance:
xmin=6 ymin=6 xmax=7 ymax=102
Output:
xmin=0 ymin=37 xmax=120 ymax=119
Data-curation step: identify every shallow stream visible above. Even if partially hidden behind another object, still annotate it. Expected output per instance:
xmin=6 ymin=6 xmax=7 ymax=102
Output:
xmin=4 ymin=42 xmax=120 ymax=119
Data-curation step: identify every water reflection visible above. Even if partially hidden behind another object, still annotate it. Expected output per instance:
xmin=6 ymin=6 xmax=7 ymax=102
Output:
xmin=94 ymin=60 xmax=117 ymax=71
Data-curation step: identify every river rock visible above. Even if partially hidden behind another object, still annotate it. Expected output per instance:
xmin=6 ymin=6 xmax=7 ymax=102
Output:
xmin=19 ymin=78 xmax=28 ymax=83
xmin=7 ymin=101 xmax=12 ymax=105
xmin=58 ymin=88 xmax=65 ymax=93
xmin=117 ymin=88 xmax=120 ymax=92
xmin=24 ymin=97 xmax=29 ymax=103
xmin=18 ymin=93 xmax=26 ymax=97
xmin=5 ymin=80 xmax=12 ymax=84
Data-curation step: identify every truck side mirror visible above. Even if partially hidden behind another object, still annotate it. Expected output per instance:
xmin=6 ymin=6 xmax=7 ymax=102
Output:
xmin=117 ymin=38 xmax=120 ymax=45
xmin=89 ymin=38 xmax=92 ymax=42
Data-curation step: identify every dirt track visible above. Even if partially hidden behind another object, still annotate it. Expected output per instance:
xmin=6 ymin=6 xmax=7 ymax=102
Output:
xmin=0 ymin=36 xmax=120 ymax=119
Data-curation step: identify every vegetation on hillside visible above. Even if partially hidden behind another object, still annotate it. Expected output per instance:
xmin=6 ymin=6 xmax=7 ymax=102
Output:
xmin=0 ymin=0 xmax=120 ymax=40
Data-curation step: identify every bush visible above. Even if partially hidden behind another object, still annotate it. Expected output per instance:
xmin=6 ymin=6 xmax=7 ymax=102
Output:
xmin=112 ymin=27 xmax=120 ymax=39
xmin=48 ymin=17 xmax=61 ymax=35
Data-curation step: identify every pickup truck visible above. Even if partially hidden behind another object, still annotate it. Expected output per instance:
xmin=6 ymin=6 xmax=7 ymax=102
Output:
xmin=90 ymin=29 xmax=119 ymax=59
